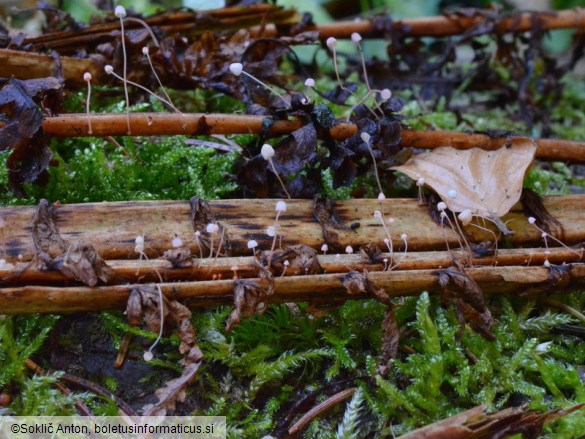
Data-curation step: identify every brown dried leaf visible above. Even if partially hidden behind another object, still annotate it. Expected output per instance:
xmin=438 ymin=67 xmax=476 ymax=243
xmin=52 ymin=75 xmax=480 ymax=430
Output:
xmin=313 ymin=196 xmax=356 ymax=252
xmin=142 ymin=347 xmax=203 ymax=416
xmin=126 ymin=289 xmax=143 ymax=328
xmin=0 ymin=77 xmax=62 ymax=196
xmin=226 ymin=264 xmax=274 ymax=332
xmin=378 ymin=305 xmax=399 ymax=376
xmin=342 ymin=270 xmax=368 ymax=296
xmin=168 ymin=300 xmax=196 ymax=356
xmin=127 ymin=285 xmax=170 ymax=334
xmin=128 ymin=285 xmax=202 ymax=416
xmin=163 ymin=247 xmax=193 ymax=268
xmin=438 ymin=267 xmax=494 ymax=341
xmin=521 ymin=188 xmax=564 ymax=237
xmin=32 ymin=199 xmax=114 ymax=285
xmin=359 ymin=244 xmax=385 ymax=265
xmin=32 ymin=199 xmax=66 ymax=268
xmin=391 ymin=138 xmax=536 ymax=217
xmin=51 ymin=242 xmax=115 ymax=286
xmin=264 ymin=244 xmax=323 ymax=276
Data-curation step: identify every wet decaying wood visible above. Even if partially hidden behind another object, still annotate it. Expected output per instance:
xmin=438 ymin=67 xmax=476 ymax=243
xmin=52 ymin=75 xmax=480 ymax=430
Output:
xmin=1 ymin=264 xmax=585 ymax=315
xmin=0 ymin=197 xmax=583 ymax=261
xmin=0 ymin=196 xmax=583 ymax=315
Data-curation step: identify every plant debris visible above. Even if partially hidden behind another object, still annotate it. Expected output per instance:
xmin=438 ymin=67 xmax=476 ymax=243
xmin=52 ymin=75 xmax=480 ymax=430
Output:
xmin=0 ymin=77 xmax=62 ymax=196
xmin=126 ymin=285 xmax=203 ymax=416
xmin=392 ymin=138 xmax=537 ymax=218
xmin=313 ymin=197 xmax=356 ymax=252
xmin=261 ymin=244 xmax=323 ymax=276
xmin=32 ymin=199 xmax=113 ymax=286
xmin=437 ymin=266 xmax=495 ymax=341
xmin=226 ymin=262 xmax=275 ymax=332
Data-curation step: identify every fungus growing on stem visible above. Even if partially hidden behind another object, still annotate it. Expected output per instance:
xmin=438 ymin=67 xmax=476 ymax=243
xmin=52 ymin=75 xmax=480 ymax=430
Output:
xmin=437 ymin=202 xmax=470 ymax=263
xmin=361 ymin=133 xmax=385 ymax=200
xmin=115 ymin=5 xmax=131 ymax=134
xmin=261 ymin=144 xmax=291 ymax=199
xmin=193 ymin=231 xmax=203 ymax=259
xmin=268 ymin=201 xmax=287 ymax=269
xmin=326 ymin=37 xmax=344 ymax=90
xmin=281 ymin=260 xmax=289 ymax=277
xmin=142 ymin=46 xmax=181 ymax=114
xmin=143 ymin=284 xmax=165 ymax=362
xmin=171 ymin=234 xmax=183 ymax=248
xmin=229 ymin=62 xmax=285 ymax=100
xmin=389 ymin=233 xmax=409 ymax=270
xmin=83 ymin=72 xmax=93 ymax=135
xmin=206 ymin=223 xmax=219 ymax=258
xmin=105 ymin=65 xmax=179 ymax=112
xmin=351 ymin=32 xmax=372 ymax=92
xmin=416 ymin=177 xmax=426 ymax=205
xmin=321 ymin=243 xmax=328 ymax=255
xmin=527 ymin=217 xmax=583 ymax=260
xmin=247 ymin=239 xmax=259 ymax=258
xmin=345 ymin=245 xmax=354 ymax=254
xmin=135 ymin=235 xmax=146 ymax=260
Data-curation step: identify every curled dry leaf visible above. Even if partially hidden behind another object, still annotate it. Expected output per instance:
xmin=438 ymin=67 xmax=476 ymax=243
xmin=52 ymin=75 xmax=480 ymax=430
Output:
xmin=378 ymin=306 xmax=399 ymax=377
xmin=262 ymin=244 xmax=323 ymax=276
xmin=127 ymin=285 xmax=202 ymax=416
xmin=438 ymin=267 xmax=495 ymax=341
xmin=189 ymin=196 xmax=231 ymax=257
xmin=359 ymin=244 xmax=385 ymax=265
xmin=32 ymin=199 xmax=66 ymax=269
xmin=32 ymin=199 xmax=113 ymax=285
xmin=391 ymin=138 xmax=537 ymax=218
xmin=126 ymin=285 xmax=170 ymax=336
xmin=51 ymin=242 xmax=115 ymax=287
xmin=313 ymin=196 xmax=356 ymax=252
xmin=547 ymin=264 xmax=571 ymax=288
xmin=342 ymin=270 xmax=368 ymax=296
xmin=340 ymin=270 xmax=399 ymax=374
xmin=163 ymin=247 xmax=193 ymax=268
xmin=0 ymin=77 xmax=62 ymax=196
xmin=226 ymin=263 xmax=274 ymax=332
xmin=521 ymin=188 xmax=564 ymax=238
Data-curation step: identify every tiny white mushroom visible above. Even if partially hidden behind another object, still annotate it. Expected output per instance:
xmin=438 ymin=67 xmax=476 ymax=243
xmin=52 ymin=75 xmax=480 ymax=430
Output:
xmin=275 ymin=200 xmax=287 ymax=212
xmin=114 ymin=5 xmax=127 ymax=17
xmin=172 ymin=235 xmax=183 ymax=248
xmin=351 ymin=32 xmax=362 ymax=44
xmin=229 ymin=62 xmax=243 ymax=76
xmin=261 ymin=144 xmax=275 ymax=160
xmin=326 ymin=37 xmax=337 ymax=49
xmin=345 ymin=245 xmax=354 ymax=254
xmin=304 ymin=78 xmax=315 ymax=88
xmin=447 ymin=189 xmax=457 ymax=199
xmin=458 ymin=209 xmax=473 ymax=226
xmin=380 ymin=89 xmax=392 ymax=100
